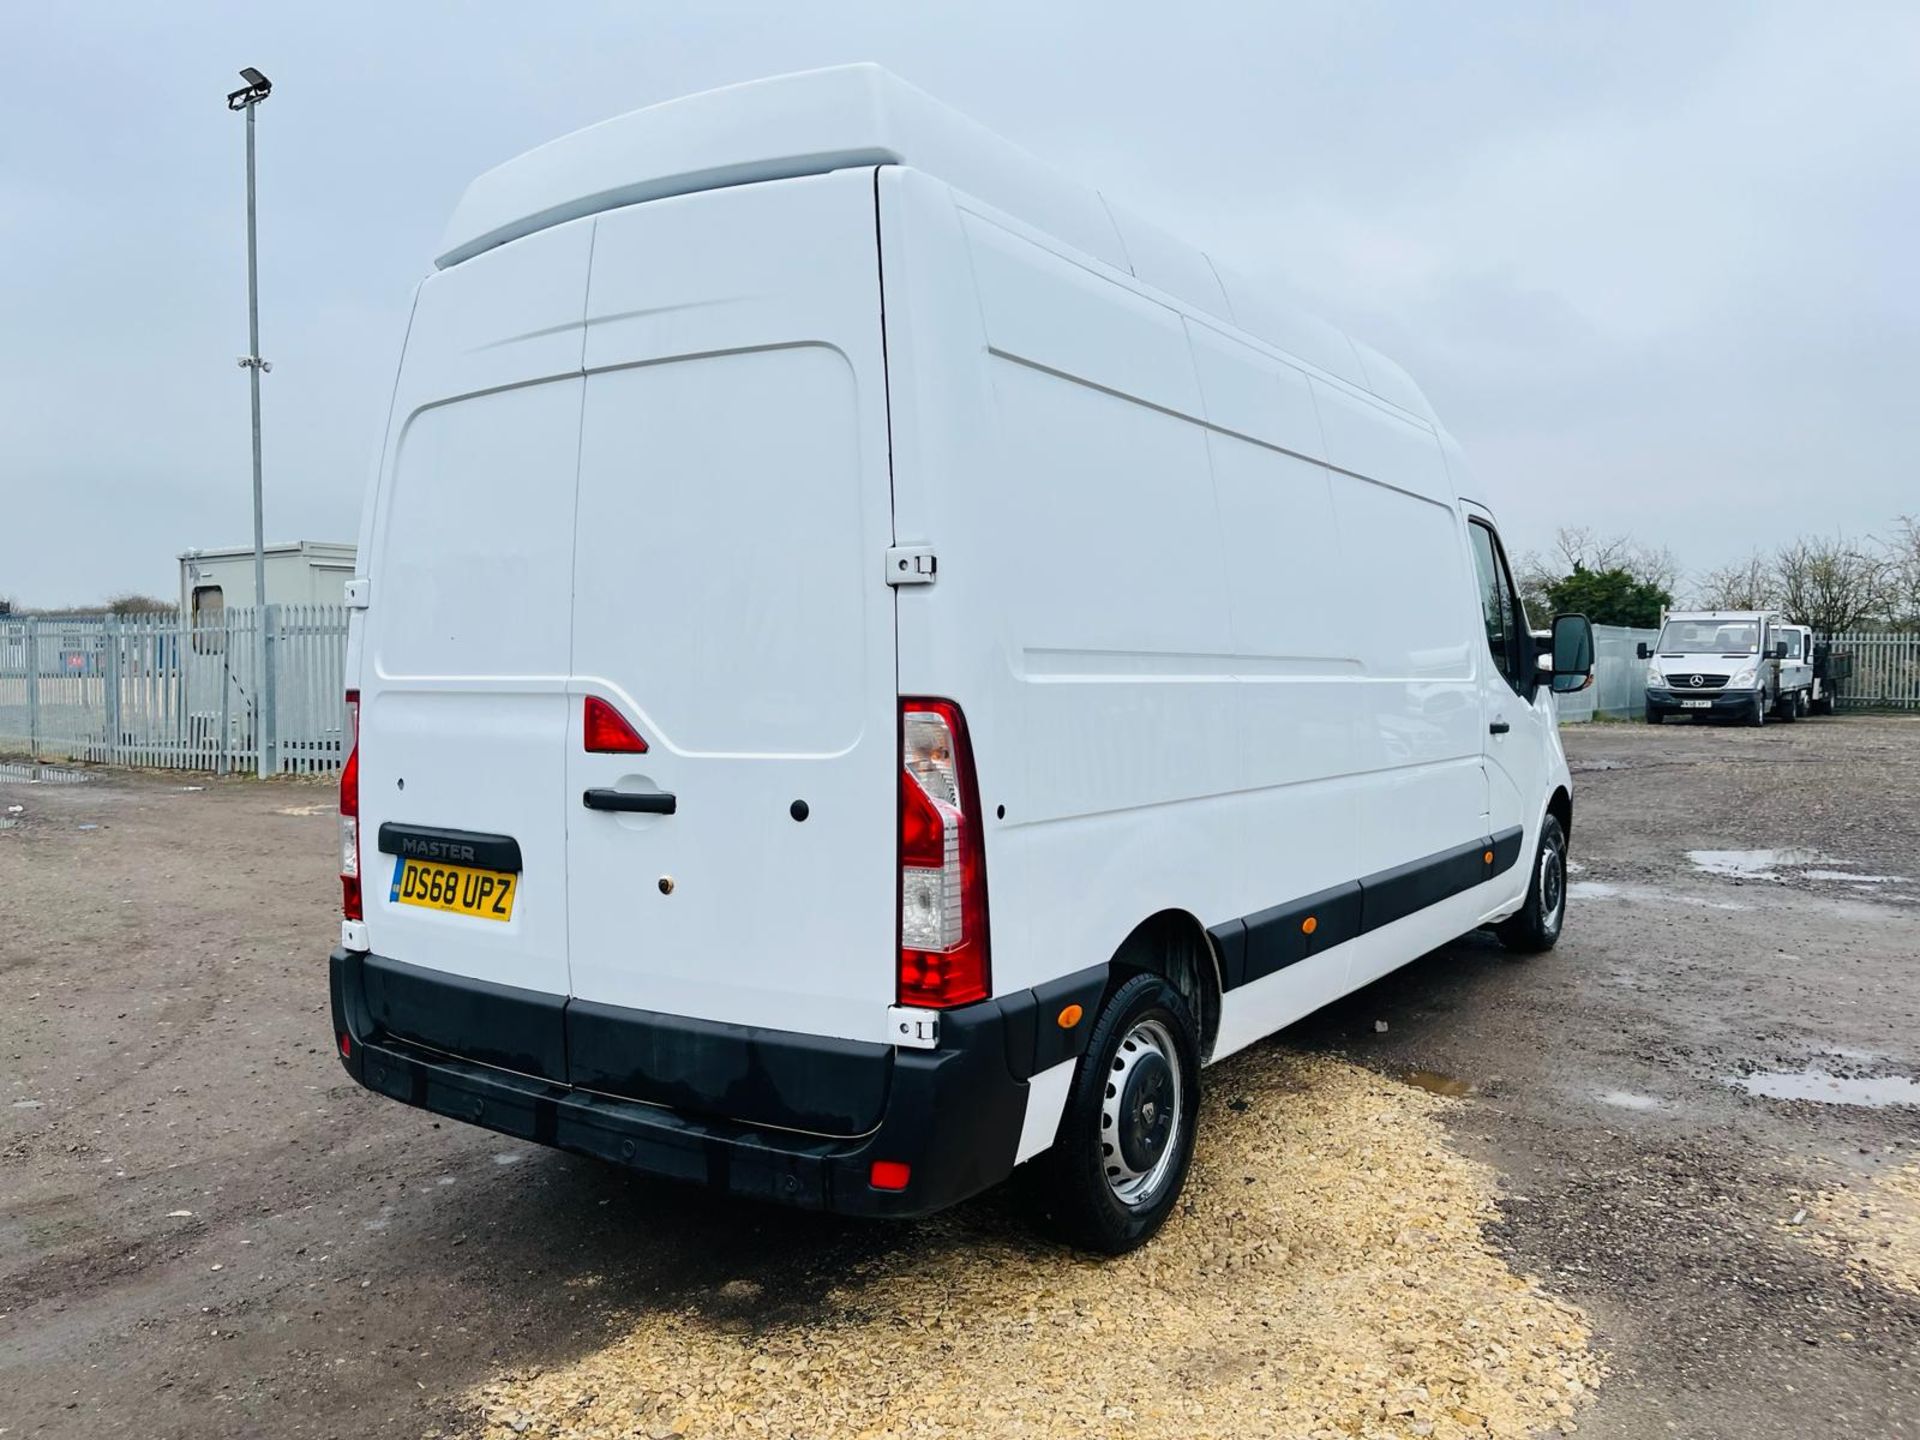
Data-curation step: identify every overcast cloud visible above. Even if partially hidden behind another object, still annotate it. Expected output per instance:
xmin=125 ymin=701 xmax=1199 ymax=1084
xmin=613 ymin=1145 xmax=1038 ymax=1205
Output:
xmin=2 ymin=1 xmax=1914 ymax=606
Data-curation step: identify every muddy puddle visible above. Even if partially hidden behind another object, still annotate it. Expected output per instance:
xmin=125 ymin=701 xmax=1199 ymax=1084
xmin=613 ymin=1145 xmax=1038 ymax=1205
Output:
xmin=1569 ymin=879 xmax=1748 ymax=911
xmin=1684 ymin=849 xmax=1912 ymax=886
xmin=1729 ymin=1065 xmax=1920 ymax=1108
xmin=1687 ymin=847 xmax=1836 ymax=879
xmin=1595 ymin=1090 xmax=1663 ymax=1112
xmin=1401 ymin=1068 xmax=1475 ymax=1097
xmin=0 ymin=763 xmax=93 ymax=785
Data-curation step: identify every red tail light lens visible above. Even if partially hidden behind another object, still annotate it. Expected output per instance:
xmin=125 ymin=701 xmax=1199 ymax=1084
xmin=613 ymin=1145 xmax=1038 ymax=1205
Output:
xmin=340 ymin=690 xmax=362 ymax=922
xmin=869 ymin=1159 xmax=911 ymax=1191
xmin=584 ymin=695 xmax=648 ymax=753
xmin=897 ymin=698 xmax=989 ymax=1008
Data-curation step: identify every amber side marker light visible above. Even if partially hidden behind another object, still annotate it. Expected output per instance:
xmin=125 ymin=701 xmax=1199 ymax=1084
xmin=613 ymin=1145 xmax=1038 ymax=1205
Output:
xmin=1484 ymin=850 xmax=1495 ymax=864
xmin=869 ymin=1160 xmax=911 ymax=1192
xmin=1056 ymin=1004 xmax=1084 ymax=1029
xmin=1301 ymin=915 xmax=1318 ymax=935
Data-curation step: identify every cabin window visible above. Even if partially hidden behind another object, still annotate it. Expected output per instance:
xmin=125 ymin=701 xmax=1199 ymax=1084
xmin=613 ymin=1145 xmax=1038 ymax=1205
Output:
xmin=1467 ymin=520 xmax=1526 ymax=695
xmin=191 ymin=585 xmax=225 ymax=654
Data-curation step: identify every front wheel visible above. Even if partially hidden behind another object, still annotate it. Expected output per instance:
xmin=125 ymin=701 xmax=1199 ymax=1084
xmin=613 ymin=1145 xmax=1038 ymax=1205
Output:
xmin=1497 ymin=815 xmax=1567 ymax=954
xmin=1645 ymin=705 xmax=1662 ymax=725
xmin=1032 ymin=972 xmax=1201 ymax=1254
xmin=1748 ymin=694 xmax=1767 ymax=727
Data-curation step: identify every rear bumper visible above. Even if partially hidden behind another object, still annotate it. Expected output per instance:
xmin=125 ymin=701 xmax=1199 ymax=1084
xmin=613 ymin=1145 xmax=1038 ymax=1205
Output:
xmin=329 ymin=949 xmax=1104 ymax=1218
xmin=1646 ymin=688 xmax=1759 ymax=717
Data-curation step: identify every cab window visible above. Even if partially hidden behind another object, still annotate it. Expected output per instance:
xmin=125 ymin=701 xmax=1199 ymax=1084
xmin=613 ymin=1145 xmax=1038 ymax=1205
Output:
xmin=1467 ymin=520 xmax=1526 ymax=694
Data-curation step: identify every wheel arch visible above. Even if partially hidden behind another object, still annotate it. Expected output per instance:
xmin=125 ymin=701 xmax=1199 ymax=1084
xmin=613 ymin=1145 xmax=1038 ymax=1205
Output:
xmin=1106 ymin=908 xmax=1223 ymax=1062
xmin=1546 ymin=785 xmax=1573 ymax=847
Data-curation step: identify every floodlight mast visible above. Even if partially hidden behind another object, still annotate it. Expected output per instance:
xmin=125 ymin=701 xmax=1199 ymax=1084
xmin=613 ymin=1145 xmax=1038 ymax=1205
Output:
xmin=228 ymin=67 xmax=275 ymax=775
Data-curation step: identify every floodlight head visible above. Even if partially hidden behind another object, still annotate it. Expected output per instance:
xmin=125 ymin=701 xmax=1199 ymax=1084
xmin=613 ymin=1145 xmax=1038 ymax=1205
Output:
xmin=228 ymin=66 xmax=272 ymax=109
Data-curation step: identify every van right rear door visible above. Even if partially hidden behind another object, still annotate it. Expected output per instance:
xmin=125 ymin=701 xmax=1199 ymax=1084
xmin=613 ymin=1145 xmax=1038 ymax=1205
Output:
xmin=563 ymin=171 xmax=899 ymax=1068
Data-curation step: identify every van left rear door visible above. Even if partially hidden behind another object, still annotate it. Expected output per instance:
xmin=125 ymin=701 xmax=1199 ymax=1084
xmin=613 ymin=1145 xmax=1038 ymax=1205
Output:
xmin=355 ymin=222 xmax=592 ymax=1080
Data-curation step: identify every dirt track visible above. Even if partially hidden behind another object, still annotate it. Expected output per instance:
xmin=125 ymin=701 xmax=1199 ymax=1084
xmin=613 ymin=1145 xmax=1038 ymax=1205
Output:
xmin=2 ymin=716 xmax=1917 ymax=1438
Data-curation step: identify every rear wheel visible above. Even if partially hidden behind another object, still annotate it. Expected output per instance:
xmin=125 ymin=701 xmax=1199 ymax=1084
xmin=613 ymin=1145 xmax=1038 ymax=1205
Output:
xmin=1498 ymin=815 xmax=1567 ymax=954
xmin=1032 ymin=972 xmax=1200 ymax=1254
xmin=1777 ymin=692 xmax=1798 ymax=723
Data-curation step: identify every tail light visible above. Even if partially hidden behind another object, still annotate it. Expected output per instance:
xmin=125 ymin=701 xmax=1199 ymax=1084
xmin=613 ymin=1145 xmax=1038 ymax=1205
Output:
xmin=898 ymin=698 xmax=989 ymax=1008
xmin=584 ymin=695 xmax=648 ymax=753
xmin=340 ymin=689 xmax=362 ymax=922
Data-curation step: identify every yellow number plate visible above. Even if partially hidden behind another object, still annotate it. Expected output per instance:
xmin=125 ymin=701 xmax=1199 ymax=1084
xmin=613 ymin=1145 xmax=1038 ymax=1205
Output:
xmin=390 ymin=857 xmax=517 ymax=922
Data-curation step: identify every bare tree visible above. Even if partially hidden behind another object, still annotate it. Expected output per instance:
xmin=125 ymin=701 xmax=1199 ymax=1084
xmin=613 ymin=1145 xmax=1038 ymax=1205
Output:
xmin=1550 ymin=526 xmax=1680 ymax=596
xmin=1692 ymin=551 xmax=1777 ymax=610
xmin=1511 ymin=548 xmax=1560 ymax=628
xmin=1889 ymin=515 xmax=1920 ymax=628
xmin=1774 ymin=536 xmax=1893 ymax=633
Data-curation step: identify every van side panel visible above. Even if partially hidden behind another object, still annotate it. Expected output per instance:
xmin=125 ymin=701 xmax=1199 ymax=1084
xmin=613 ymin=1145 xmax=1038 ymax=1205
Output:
xmin=881 ymin=169 xmax=1506 ymax=1078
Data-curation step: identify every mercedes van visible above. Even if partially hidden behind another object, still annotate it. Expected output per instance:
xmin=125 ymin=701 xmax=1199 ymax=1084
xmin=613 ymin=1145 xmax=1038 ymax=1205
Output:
xmin=329 ymin=65 xmax=1595 ymax=1253
xmin=1640 ymin=610 xmax=1805 ymax=725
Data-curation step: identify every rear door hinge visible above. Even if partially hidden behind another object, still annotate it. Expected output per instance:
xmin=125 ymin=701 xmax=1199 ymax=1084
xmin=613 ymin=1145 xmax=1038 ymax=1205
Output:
xmin=886 ymin=1004 xmax=940 ymax=1049
xmin=344 ymin=578 xmax=371 ymax=610
xmin=884 ymin=545 xmax=937 ymax=587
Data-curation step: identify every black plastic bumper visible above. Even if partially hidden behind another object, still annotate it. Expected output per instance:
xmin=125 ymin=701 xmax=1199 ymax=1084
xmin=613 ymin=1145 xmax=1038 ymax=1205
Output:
xmin=329 ymin=949 xmax=1106 ymax=1218
xmin=1646 ymin=689 xmax=1760 ymax=718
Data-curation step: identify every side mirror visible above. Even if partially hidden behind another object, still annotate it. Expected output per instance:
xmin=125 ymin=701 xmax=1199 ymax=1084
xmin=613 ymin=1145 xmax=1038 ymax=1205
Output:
xmin=1551 ymin=613 xmax=1595 ymax=694
xmin=1773 ymin=641 xmax=1789 ymax=660
xmin=1635 ymin=642 xmax=1651 ymax=660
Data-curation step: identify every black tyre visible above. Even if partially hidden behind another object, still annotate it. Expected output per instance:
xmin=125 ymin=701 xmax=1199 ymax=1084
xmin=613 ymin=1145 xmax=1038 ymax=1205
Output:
xmin=1032 ymin=972 xmax=1201 ymax=1254
xmin=1747 ymin=694 xmax=1766 ymax=727
xmin=1777 ymin=693 xmax=1798 ymax=723
xmin=1644 ymin=706 xmax=1661 ymax=725
xmin=1497 ymin=815 xmax=1567 ymax=954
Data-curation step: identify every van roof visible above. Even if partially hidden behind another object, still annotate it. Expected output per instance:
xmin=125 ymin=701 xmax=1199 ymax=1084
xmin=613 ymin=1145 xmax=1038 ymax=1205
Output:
xmin=436 ymin=64 xmax=1434 ymax=420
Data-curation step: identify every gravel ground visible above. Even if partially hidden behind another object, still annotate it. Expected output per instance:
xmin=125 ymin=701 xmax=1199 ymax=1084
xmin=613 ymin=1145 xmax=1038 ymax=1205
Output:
xmin=2 ymin=713 xmax=1917 ymax=1438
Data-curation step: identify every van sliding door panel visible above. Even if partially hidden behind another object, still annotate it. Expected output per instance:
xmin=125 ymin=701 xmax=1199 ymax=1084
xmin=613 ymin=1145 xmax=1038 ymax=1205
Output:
xmin=1328 ymin=472 xmax=1485 ymax=885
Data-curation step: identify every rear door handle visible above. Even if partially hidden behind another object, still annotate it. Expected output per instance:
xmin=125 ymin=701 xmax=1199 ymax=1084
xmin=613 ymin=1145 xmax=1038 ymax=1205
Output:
xmin=582 ymin=788 xmax=676 ymax=815
xmin=1489 ymin=720 xmax=1511 ymax=735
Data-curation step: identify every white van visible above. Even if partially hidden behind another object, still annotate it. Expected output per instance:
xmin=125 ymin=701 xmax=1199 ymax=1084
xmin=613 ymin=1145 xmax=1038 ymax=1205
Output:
xmin=1640 ymin=610 xmax=1808 ymax=724
xmin=329 ymin=66 xmax=1594 ymax=1253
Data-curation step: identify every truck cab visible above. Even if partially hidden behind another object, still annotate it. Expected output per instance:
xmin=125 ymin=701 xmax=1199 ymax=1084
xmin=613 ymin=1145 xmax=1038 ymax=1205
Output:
xmin=1640 ymin=610 xmax=1801 ymax=725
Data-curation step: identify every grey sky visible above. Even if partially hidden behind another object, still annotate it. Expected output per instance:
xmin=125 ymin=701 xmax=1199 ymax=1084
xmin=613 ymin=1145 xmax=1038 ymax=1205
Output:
xmin=3 ymin=1 xmax=1914 ymax=607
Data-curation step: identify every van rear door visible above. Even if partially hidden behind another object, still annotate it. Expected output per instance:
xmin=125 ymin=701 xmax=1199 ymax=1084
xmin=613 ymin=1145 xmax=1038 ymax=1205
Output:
xmin=355 ymin=223 xmax=594 ymax=1081
xmin=564 ymin=172 xmax=899 ymax=1088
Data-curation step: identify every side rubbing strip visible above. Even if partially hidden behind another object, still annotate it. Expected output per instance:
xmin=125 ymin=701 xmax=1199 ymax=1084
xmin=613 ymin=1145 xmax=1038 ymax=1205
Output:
xmin=1491 ymin=825 xmax=1525 ymax=876
xmin=1358 ymin=838 xmax=1490 ymax=933
xmin=1242 ymin=882 xmax=1363 ymax=986
xmin=1220 ymin=826 xmax=1528 ymax=991
xmin=1206 ymin=919 xmax=1248 ymax=991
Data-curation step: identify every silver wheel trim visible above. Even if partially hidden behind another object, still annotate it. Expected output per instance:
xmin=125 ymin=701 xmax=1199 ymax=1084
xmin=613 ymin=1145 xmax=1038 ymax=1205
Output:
xmin=1099 ymin=1017 xmax=1184 ymax=1207
xmin=1540 ymin=839 xmax=1565 ymax=931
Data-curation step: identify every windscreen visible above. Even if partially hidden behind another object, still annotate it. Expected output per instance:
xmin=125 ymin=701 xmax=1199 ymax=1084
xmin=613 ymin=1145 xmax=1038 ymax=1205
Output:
xmin=1658 ymin=620 xmax=1759 ymax=654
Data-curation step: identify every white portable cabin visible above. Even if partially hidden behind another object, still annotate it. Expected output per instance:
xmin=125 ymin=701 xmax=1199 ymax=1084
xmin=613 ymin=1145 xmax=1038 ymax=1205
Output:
xmin=331 ymin=65 xmax=1577 ymax=1249
xmin=179 ymin=541 xmax=356 ymax=622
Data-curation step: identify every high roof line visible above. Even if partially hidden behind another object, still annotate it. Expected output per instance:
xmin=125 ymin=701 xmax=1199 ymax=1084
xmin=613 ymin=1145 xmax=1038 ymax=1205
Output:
xmin=435 ymin=63 xmax=1435 ymax=423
